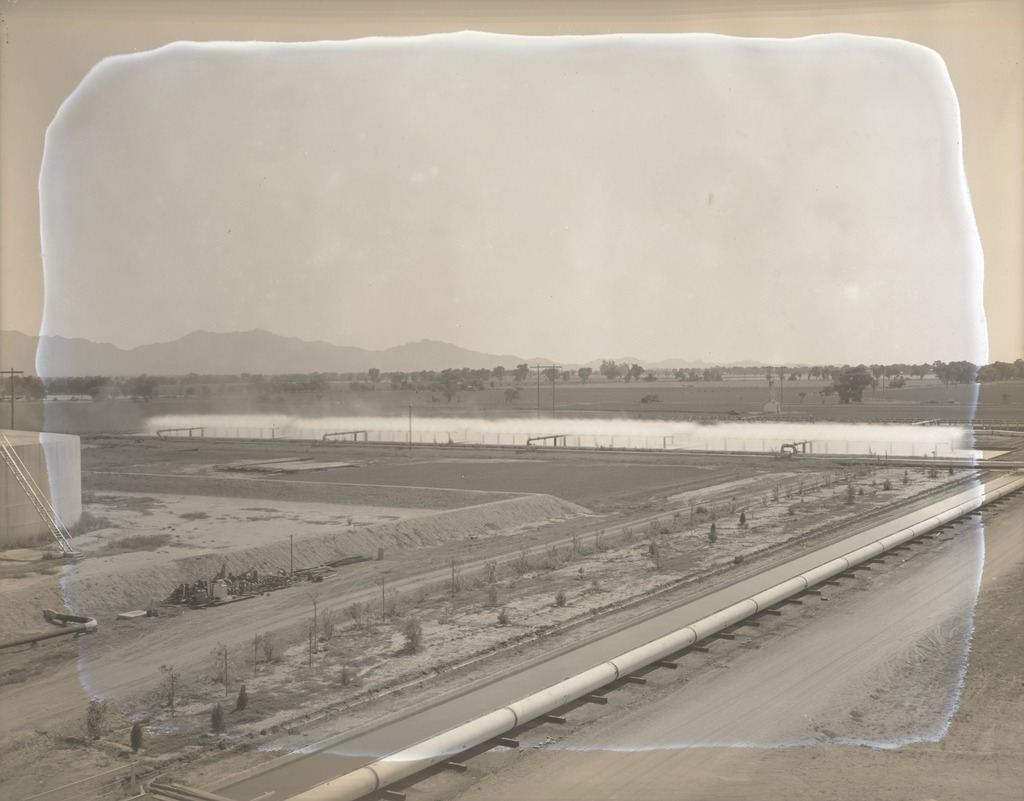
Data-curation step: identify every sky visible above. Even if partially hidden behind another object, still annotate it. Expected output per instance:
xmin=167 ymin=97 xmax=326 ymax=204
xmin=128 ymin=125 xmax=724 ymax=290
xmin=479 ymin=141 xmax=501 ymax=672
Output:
xmin=3 ymin=2 xmax=1021 ymax=367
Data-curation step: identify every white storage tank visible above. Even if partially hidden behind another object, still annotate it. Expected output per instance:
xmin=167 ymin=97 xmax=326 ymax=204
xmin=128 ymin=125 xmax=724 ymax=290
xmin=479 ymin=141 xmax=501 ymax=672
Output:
xmin=1 ymin=430 xmax=82 ymax=547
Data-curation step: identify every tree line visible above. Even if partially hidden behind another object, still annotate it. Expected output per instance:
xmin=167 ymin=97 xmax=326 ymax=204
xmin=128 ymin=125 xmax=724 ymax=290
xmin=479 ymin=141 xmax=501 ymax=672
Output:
xmin=6 ymin=357 xmax=1022 ymax=403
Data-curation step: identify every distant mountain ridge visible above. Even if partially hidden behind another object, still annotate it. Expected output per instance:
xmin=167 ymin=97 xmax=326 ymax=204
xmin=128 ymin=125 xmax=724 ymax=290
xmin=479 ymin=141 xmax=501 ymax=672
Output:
xmin=0 ymin=329 xmax=762 ymax=377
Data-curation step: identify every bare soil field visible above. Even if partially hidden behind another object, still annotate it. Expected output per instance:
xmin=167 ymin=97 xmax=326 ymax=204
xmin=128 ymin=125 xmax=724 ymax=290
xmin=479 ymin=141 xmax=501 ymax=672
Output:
xmin=0 ymin=429 xmax=993 ymax=801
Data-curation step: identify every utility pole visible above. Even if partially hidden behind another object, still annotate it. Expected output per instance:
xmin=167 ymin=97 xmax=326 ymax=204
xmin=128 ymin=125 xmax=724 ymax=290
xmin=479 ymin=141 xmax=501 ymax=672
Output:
xmin=289 ymin=534 xmax=294 ymax=578
xmin=4 ymin=369 xmax=24 ymax=429
xmin=529 ymin=365 xmax=562 ymax=418
xmin=536 ymin=364 xmax=544 ymax=417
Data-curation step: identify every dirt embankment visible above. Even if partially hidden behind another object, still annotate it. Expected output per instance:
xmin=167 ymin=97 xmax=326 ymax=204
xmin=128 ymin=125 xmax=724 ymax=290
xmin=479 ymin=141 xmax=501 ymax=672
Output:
xmin=1 ymin=494 xmax=589 ymax=628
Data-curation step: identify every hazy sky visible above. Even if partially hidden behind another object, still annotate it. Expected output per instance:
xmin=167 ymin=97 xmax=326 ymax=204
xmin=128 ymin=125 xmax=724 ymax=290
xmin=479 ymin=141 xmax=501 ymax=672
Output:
xmin=36 ymin=32 xmax=985 ymax=365
xmin=4 ymin=2 xmax=1021 ymax=367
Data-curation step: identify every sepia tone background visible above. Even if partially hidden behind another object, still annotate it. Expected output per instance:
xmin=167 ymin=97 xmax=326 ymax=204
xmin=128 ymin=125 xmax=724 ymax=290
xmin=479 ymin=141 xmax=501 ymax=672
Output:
xmin=1 ymin=0 xmax=1021 ymax=361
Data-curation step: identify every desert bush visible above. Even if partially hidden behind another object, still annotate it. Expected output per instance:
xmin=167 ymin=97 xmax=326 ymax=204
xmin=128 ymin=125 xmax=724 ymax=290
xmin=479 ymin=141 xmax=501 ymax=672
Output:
xmin=883 ymin=479 xmax=893 ymax=491
xmin=211 ymin=703 xmax=225 ymax=734
xmin=487 ymin=584 xmax=499 ymax=607
xmin=345 ymin=602 xmax=369 ymax=630
xmin=385 ymin=591 xmax=404 ymax=620
xmin=319 ymin=608 xmax=336 ymax=641
xmin=708 ymin=524 xmax=717 ymax=544
xmin=555 ymin=589 xmax=568 ymax=607
xmin=86 ymin=698 xmax=108 ymax=739
xmin=513 ymin=550 xmax=530 ymax=575
xmin=484 ymin=560 xmax=498 ymax=584
xmin=400 ymin=617 xmax=423 ymax=653
xmin=340 ymin=665 xmax=351 ymax=686
xmin=130 ymin=721 xmax=143 ymax=752
xmin=159 ymin=665 xmax=178 ymax=715
xmin=497 ymin=607 xmax=511 ymax=625
xmin=739 ymin=510 xmax=746 ymax=526
xmin=235 ymin=684 xmax=248 ymax=712
xmin=648 ymin=540 xmax=662 ymax=567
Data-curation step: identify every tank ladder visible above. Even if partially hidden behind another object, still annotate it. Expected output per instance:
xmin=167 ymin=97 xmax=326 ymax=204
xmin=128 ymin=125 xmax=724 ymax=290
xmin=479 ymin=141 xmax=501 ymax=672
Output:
xmin=0 ymin=433 xmax=79 ymax=557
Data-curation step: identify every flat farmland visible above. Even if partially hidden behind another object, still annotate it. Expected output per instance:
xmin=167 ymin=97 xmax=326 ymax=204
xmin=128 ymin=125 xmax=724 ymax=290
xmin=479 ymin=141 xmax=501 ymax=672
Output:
xmin=23 ymin=379 xmax=1024 ymax=437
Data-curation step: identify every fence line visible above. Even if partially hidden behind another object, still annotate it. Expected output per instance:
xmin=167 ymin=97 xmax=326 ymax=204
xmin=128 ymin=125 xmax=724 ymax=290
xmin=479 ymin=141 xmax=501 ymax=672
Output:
xmin=155 ymin=426 xmax=968 ymax=457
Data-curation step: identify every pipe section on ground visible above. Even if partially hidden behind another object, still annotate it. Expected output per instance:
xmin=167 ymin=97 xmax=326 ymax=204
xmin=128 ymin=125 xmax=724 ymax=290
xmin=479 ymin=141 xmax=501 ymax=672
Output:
xmin=285 ymin=473 xmax=1024 ymax=801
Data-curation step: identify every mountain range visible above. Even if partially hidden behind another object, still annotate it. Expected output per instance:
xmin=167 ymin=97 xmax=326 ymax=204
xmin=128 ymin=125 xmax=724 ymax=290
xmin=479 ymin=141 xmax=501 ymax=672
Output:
xmin=0 ymin=329 xmax=761 ymax=377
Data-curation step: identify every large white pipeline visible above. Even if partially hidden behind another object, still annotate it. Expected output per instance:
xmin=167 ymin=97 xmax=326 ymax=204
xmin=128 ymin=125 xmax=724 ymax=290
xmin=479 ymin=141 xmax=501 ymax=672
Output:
xmin=285 ymin=473 xmax=1024 ymax=801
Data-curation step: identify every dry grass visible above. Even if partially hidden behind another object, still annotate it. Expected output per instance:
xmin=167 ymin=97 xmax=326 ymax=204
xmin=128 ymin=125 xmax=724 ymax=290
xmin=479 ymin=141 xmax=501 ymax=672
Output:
xmin=96 ymin=533 xmax=174 ymax=555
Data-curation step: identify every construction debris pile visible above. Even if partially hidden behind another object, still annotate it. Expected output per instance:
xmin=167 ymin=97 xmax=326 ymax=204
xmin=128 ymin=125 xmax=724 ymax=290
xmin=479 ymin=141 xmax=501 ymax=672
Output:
xmin=164 ymin=556 xmax=370 ymax=609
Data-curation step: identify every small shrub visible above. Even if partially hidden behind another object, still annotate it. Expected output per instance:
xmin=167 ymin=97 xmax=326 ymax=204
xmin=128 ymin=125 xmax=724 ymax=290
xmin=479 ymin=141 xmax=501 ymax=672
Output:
xmin=739 ymin=510 xmax=746 ymax=526
xmin=708 ymin=524 xmax=717 ymax=544
xmin=883 ymin=479 xmax=893 ymax=491
xmin=211 ymin=703 xmax=225 ymax=734
xmin=555 ymin=589 xmax=567 ymax=607
xmin=903 ymin=470 xmax=910 ymax=485
xmin=487 ymin=584 xmax=499 ymax=607
xmin=497 ymin=607 xmax=511 ymax=625
xmin=340 ymin=665 xmax=351 ymax=686
xmin=401 ymin=616 xmax=423 ymax=653
xmin=846 ymin=484 xmax=856 ymax=505
xmin=648 ymin=540 xmax=662 ymax=567
xmin=130 ymin=721 xmax=143 ymax=752
xmin=235 ymin=684 xmax=248 ymax=712
xmin=86 ymin=698 xmax=107 ymax=739
xmin=258 ymin=635 xmax=276 ymax=663
xmin=385 ymin=591 xmax=403 ymax=620
xmin=345 ymin=602 xmax=370 ymax=630
xmin=319 ymin=609 xmax=336 ymax=641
